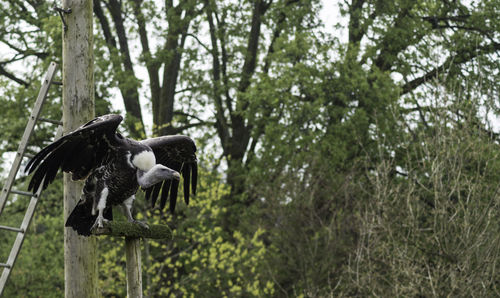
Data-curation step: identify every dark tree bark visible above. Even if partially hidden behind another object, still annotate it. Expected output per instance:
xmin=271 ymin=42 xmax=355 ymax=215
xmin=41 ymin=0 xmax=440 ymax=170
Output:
xmin=131 ymin=0 xmax=161 ymax=125
xmin=206 ymin=0 xmax=271 ymax=199
xmin=106 ymin=0 xmax=145 ymax=137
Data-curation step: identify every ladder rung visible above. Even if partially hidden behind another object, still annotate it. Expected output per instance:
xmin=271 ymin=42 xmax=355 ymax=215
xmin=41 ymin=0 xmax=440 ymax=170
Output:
xmin=0 ymin=225 xmax=24 ymax=233
xmin=51 ymin=81 xmax=63 ymax=86
xmin=38 ymin=117 xmax=63 ymax=125
xmin=0 ymin=263 xmax=10 ymax=268
xmin=9 ymin=189 xmax=35 ymax=197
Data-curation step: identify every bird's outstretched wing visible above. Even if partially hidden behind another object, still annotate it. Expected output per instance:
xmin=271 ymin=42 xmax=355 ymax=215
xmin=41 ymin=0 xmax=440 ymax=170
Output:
xmin=141 ymin=136 xmax=197 ymax=213
xmin=25 ymin=114 xmax=123 ymax=192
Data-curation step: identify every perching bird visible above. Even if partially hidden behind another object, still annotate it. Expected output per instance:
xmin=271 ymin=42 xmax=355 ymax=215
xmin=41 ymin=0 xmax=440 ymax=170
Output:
xmin=25 ymin=114 xmax=197 ymax=236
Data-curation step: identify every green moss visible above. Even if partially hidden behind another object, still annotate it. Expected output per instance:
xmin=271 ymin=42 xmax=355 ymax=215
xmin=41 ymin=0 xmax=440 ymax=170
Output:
xmin=93 ymin=221 xmax=172 ymax=240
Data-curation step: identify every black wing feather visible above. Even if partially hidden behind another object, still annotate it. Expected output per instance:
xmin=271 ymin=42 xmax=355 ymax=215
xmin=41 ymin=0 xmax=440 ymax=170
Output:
xmin=151 ymin=183 xmax=162 ymax=208
xmin=69 ymin=144 xmax=100 ymax=180
xmin=42 ymin=151 xmax=67 ymax=189
xmin=159 ymin=180 xmax=171 ymax=210
xmin=182 ymin=163 xmax=191 ymax=205
xmin=59 ymin=140 xmax=85 ymax=172
xmin=28 ymin=155 xmax=53 ymax=191
xmin=191 ymin=161 xmax=197 ymax=195
xmin=168 ymin=179 xmax=179 ymax=213
xmin=141 ymin=135 xmax=197 ymax=212
xmin=26 ymin=114 xmax=123 ymax=192
xmin=26 ymin=138 xmax=68 ymax=175
xmin=144 ymin=187 xmax=153 ymax=202
xmin=28 ymin=139 xmax=74 ymax=191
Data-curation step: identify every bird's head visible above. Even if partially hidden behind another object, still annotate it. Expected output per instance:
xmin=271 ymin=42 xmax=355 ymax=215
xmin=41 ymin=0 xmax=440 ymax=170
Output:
xmin=137 ymin=164 xmax=180 ymax=188
xmin=151 ymin=164 xmax=181 ymax=181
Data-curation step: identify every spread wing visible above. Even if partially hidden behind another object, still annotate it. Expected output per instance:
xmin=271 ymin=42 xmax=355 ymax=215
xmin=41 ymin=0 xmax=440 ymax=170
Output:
xmin=25 ymin=114 xmax=123 ymax=192
xmin=141 ymin=135 xmax=197 ymax=213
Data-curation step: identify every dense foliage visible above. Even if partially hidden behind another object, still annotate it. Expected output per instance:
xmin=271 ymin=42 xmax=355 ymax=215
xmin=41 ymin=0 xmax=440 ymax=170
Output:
xmin=1 ymin=0 xmax=499 ymax=296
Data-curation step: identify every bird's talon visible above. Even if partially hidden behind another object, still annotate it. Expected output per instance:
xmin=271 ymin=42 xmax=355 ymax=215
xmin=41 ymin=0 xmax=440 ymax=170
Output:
xmin=90 ymin=217 xmax=110 ymax=232
xmin=90 ymin=222 xmax=99 ymax=232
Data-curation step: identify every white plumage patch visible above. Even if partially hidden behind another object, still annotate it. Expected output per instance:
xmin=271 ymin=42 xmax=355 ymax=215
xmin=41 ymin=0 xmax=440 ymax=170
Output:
xmin=132 ymin=150 xmax=156 ymax=171
xmin=97 ymin=187 xmax=109 ymax=211
xmin=125 ymin=152 xmax=135 ymax=168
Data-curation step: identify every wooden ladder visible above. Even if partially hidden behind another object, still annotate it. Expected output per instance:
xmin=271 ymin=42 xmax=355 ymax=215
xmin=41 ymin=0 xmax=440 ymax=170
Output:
xmin=0 ymin=62 xmax=62 ymax=296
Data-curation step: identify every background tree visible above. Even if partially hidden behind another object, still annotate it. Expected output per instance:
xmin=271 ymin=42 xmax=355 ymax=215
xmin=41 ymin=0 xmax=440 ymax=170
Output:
xmin=0 ymin=0 xmax=499 ymax=296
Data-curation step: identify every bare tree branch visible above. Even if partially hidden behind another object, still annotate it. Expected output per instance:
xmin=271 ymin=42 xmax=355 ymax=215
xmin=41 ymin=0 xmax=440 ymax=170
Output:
xmin=95 ymin=0 xmax=145 ymax=138
xmin=401 ymin=42 xmax=500 ymax=95
xmin=131 ymin=0 xmax=161 ymax=135
xmin=213 ymin=5 xmax=234 ymax=115
xmin=93 ymin=0 xmax=117 ymax=48
xmin=173 ymin=110 xmax=207 ymax=123
xmin=171 ymin=121 xmax=214 ymax=134
xmin=185 ymin=33 xmax=211 ymax=52
xmin=0 ymin=65 xmax=29 ymax=86
xmin=206 ymin=0 xmax=230 ymax=153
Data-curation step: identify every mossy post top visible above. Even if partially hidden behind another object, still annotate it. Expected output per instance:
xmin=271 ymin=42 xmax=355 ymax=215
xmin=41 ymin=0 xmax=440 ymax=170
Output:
xmin=92 ymin=221 xmax=173 ymax=240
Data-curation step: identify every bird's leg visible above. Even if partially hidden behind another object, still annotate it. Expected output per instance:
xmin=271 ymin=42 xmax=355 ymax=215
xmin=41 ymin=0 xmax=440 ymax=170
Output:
xmin=83 ymin=176 xmax=98 ymax=216
xmin=121 ymin=195 xmax=149 ymax=229
xmin=121 ymin=195 xmax=135 ymax=222
xmin=91 ymin=199 xmax=98 ymax=216
xmin=90 ymin=187 xmax=110 ymax=231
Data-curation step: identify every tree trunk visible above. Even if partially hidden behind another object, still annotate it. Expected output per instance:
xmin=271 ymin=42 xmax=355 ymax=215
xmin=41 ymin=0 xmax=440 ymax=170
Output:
xmin=62 ymin=0 xmax=98 ymax=297
xmin=154 ymin=4 xmax=195 ymax=136
xmin=107 ymin=0 xmax=145 ymax=138
xmin=225 ymin=0 xmax=268 ymax=197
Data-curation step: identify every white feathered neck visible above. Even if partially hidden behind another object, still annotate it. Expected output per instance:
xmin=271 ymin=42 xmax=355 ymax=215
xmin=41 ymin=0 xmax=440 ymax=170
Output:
xmin=131 ymin=151 xmax=156 ymax=171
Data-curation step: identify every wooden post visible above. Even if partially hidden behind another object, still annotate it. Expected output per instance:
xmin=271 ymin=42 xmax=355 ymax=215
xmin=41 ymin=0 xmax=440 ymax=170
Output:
xmin=61 ymin=0 xmax=97 ymax=297
xmin=94 ymin=221 xmax=172 ymax=296
xmin=125 ymin=237 xmax=142 ymax=298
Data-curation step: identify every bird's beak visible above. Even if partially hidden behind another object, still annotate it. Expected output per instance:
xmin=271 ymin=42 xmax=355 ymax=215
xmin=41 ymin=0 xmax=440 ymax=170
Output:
xmin=172 ymin=171 xmax=181 ymax=180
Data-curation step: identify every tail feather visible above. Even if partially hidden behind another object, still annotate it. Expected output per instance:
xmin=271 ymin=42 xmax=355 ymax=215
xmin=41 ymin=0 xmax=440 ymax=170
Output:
xmin=65 ymin=199 xmax=112 ymax=236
